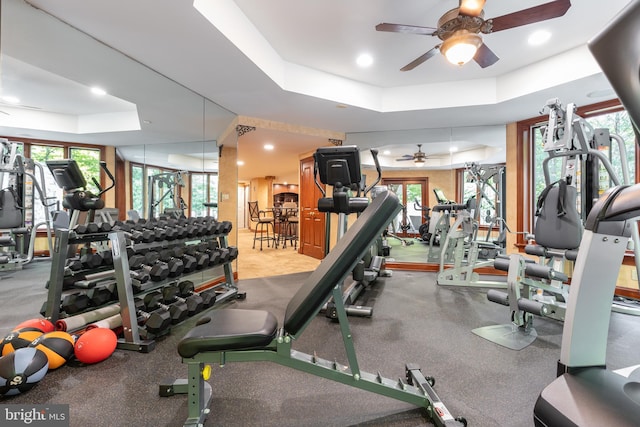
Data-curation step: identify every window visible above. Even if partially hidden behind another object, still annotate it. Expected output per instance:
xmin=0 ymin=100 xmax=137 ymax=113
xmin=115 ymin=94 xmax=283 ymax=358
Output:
xmin=70 ymin=148 xmax=101 ymax=193
xmin=131 ymin=164 xmax=144 ymax=217
xmin=191 ymin=173 xmax=219 ymax=218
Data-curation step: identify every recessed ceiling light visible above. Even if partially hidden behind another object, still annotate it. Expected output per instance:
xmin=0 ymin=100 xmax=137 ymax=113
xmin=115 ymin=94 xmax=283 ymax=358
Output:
xmin=383 ymin=150 xmax=391 ymax=155
xmin=356 ymin=53 xmax=374 ymax=67
xmin=91 ymin=86 xmax=107 ymax=96
xmin=1 ymin=96 xmax=20 ymax=104
xmin=528 ymin=30 xmax=551 ymax=46
xmin=237 ymin=160 xmax=245 ymax=166
xmin=264 ymin=144 xmax=274 ymax=150
xmin=336 ymin=104 xmax=348 ymax=109
xmin=449 ymin=146 xmax=459 ymax=153
xmin=587 ymin=89 xmax=615 ymax=98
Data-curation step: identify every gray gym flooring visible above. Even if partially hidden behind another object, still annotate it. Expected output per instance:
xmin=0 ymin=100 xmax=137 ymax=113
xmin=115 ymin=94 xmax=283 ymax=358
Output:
xmin=1 ymin=261 xmax=639 ymax=426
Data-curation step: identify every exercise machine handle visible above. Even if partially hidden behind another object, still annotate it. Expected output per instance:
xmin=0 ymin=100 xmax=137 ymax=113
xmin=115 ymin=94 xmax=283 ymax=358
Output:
xmin=363 ymin=149 xmax=382 ymax=195
xmin=97 ymin=161 xmax=115 ymax=197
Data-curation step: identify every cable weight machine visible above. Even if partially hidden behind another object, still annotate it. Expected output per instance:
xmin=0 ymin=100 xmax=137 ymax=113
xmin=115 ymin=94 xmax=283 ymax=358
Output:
xmin=0 ymin=138 xmax=54 ymax=270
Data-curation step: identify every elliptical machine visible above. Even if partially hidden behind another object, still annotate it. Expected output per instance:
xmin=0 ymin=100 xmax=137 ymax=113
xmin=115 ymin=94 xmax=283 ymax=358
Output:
xmin=47 ymin=159 xmax=115 ymax=229
xmin=314 ymin=145 xmax=389 ymax=319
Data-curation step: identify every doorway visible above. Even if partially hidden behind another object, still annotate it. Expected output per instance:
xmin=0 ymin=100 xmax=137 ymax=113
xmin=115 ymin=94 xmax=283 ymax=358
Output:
xmin=381 ymin=178 xmax=428 ymax=237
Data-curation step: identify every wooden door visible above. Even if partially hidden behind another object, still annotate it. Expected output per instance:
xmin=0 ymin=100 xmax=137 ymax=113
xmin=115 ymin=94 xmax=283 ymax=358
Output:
xmin=299 ymin=156 xmax=325 ymax=259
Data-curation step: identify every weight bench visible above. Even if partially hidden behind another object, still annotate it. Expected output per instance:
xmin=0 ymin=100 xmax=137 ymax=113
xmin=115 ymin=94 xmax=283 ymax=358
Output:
xmin=160 ymin=190 xmax=466 ymax=427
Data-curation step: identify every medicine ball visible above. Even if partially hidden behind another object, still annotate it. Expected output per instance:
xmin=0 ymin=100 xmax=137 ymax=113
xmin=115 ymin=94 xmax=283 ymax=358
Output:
xmin=29 ymin=331 xmax=75 ymax=369
xmin=0 ymin=347 xmax=49 ymax=396
xmin=14 ymin=318 xmax=55 ymax=334
xmin=74 ymin=328 xmax=117 ymax=364
xmin=1 ymin=328 xmax=44 ymax=356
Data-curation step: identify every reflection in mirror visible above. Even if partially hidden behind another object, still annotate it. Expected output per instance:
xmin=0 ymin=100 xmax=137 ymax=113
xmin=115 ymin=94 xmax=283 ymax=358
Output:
xmin=349 ymin=125 xmax=506 ymax=265
xmin=0 ymin=0 xmax=237 ymax=316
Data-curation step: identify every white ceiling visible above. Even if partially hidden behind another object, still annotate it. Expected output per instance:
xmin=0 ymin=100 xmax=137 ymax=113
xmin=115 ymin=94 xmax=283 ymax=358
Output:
xmin=0 ymin=0 xmax=633 ymax=182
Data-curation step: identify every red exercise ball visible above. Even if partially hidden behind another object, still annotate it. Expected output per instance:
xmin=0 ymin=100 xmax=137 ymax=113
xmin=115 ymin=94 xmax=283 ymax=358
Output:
xmin=1 ymin=328 xmax=44 ymax=356
xmin=29 ymin=331 xmax=75 ymax=369
xmin=14 ymin=318 xmax=55 ymax=334
xmin=74 ymin=328 xmax=117 ymax=364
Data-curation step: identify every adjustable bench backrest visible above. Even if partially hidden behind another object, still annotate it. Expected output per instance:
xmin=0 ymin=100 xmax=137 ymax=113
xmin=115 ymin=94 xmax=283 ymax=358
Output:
xmin=283 ymin=190 xmax=400 ymax=338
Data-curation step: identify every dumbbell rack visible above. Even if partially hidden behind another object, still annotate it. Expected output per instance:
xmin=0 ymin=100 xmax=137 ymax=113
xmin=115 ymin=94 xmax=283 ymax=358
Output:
xmin=43 ymin=228 xmax=240 ymax=353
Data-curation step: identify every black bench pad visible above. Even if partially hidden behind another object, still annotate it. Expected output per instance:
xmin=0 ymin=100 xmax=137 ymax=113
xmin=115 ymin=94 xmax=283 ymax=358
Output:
xmin=178 ymin=309 xmax=278 ymax=358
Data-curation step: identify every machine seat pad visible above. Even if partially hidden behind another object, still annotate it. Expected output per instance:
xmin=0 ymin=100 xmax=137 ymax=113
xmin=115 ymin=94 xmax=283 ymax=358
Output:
xmin=431 ymin=203 xmax=467 ymax=212
xmin=178 ymin=309 xmax=278 ymax=358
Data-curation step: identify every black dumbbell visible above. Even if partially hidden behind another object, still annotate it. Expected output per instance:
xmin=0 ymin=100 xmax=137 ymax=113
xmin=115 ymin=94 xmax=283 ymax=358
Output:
xmin=157 ymin=249 xmax=189 ymax=277
xmin=162 ymin=285 xmax=203 ymax=316
xmin=146 ymin=220 xmax=179 ymax=241
xmin=73 ymin=223 xmax=98 ymax=234
xmin=99 ymin=250 xmax=113 ymax=266
xmin=227 ymin=246 xmax=239 ymax=261
xmin=80 ymin=252 xmax=105 ymax=269
xmin=86 ymin=282 xmax=117 ymax=306
xmin=169 ymin=246 xmax=198 ymax=273
xmin=134 ymin=298 xmax=172 ymax=334
xmin=197 ymin=242 xmax=221 ymax=266
xmin=128 ymin=254 xmax=170 ymax=282
xmin=61 ymin=292 xmax=91 ymax=314
xmin=178 ymin=280 xmax=216 ymax=308
xmin=145 ymin=252 xmax=183 ymax=277
xmin=183 ymin=245 xmax=209 ymax=270
xmin=143 ymin=291 xmax=188 ymax=324
xmin=65 ymin=258 xmax=83 ymax=271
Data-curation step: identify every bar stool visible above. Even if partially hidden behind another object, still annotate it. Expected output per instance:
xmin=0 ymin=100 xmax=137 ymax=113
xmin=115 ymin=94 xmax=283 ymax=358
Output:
xmin=248 ymin=201 xmax=277 ymax=250
xmin=279 ymin=203 xmax=298 ymax=249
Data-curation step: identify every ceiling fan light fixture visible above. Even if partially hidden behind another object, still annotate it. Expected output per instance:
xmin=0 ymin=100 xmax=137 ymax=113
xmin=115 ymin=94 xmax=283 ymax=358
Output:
xmin=441 ymin=30 xmax=482 ymax=66
xmin=459 ymin=0 xmax=486 ymax=16
xmin=414 ymin=159 xmax=425 ymax=167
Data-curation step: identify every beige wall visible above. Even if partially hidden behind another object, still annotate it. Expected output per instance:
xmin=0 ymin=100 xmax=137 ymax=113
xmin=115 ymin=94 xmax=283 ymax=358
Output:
xmin=218 ymin=144 xmax=237 ymax=247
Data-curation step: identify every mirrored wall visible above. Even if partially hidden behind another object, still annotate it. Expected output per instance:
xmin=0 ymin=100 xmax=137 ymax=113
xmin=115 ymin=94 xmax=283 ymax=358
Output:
xmin=0 ymin=0 xmax=238 ymax=286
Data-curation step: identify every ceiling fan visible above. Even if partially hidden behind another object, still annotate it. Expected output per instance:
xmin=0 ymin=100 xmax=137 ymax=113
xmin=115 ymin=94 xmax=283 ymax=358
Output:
xmin=396 ymin=144 xmax=428 ymax=166
xmin=376 ymin=0 xmax=572 ymax=70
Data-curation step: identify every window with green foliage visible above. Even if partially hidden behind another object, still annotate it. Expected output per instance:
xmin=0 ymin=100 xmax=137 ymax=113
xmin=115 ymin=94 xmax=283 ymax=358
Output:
xmin=70 ymin=148 xmax=101 ymax=193
xmin=131 ymin=164 xmax=144 ymax=217
xmin=191 ymin=174 xmax=207 ymax=218
xmin=191 ymin=173 xmax=218 ymax=218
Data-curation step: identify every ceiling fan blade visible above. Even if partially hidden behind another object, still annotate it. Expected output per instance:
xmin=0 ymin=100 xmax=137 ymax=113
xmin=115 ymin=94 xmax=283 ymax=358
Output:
xmin=489 ymin=0 xmax=571 ymax=33
xmin=396 ymin=157 xmax=414 ymax=161
xmin=375 ymin=23 xmax=436 ymax=36
xmin=400 ymin=45 xmax=441 ymax=71
xmin=474 ymin=43 xmax=499 ymax=68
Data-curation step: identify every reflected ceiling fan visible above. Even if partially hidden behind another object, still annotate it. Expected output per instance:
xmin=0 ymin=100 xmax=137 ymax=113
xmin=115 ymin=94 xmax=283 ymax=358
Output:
xmin=396 ymin=144 xmax=428 ymax=166
xmin=376 ymin=0 xmax=571 ymax=70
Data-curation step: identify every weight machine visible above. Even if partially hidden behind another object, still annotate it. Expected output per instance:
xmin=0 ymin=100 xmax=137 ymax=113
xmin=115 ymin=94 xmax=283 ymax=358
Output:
xmin=474 ymin=98 xmax=640 ymax=350
xmin=0 ymin=138 xmax=54 ymax=270
xmin=436 ymin=162 xmax=509 ymax=288
xmin=148 ymin=170 xmax=188 ymax=219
